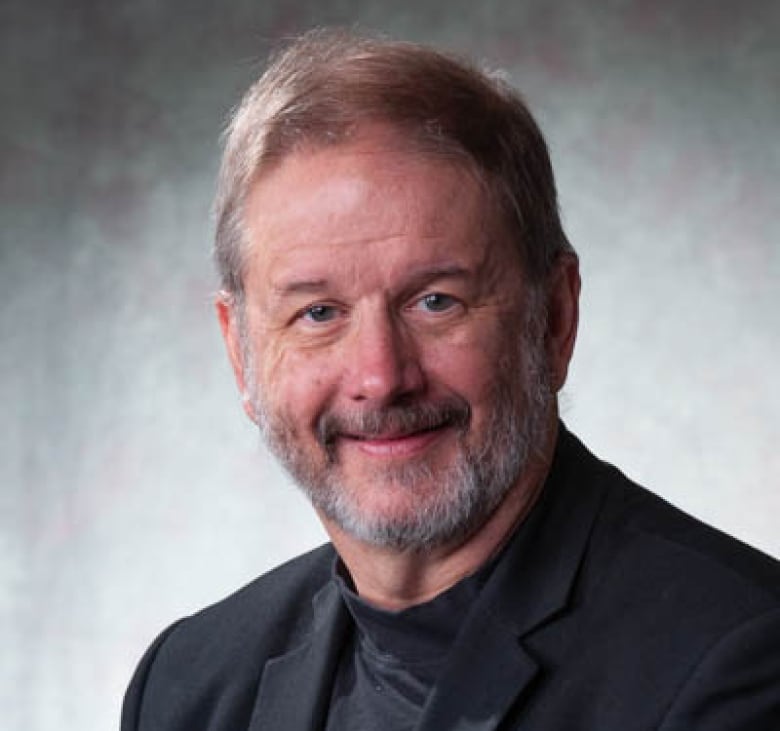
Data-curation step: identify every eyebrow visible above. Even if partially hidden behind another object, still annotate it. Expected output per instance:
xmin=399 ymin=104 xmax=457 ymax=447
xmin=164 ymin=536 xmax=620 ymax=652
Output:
xmin=400 ymin=264 xmax=472 ymax=293
xmin=271 ymin=263 xmax=473 ymax=299
xmin=271 ymin=278 xmax=330 ymax=297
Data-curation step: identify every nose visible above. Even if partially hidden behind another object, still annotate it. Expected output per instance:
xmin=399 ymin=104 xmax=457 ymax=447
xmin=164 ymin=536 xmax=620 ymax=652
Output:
xmin=343 ymin=309 xmax=425 ymax=405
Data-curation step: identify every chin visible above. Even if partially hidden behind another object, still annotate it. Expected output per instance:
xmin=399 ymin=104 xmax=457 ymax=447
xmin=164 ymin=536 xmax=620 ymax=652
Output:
xmin=309 ymin=465 xmax=506 ymax=552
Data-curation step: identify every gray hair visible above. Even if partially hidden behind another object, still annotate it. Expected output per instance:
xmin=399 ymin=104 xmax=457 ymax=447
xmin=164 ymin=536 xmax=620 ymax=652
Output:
xmin=214 ymin=28 xmax=573 ymax=296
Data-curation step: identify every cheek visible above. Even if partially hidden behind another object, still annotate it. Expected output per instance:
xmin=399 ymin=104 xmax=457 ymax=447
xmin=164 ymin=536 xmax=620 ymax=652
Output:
xmin=422 ymin=330 xmax=502 ymax=403
xmin=258 ymin=344 xmax=336 ymax=420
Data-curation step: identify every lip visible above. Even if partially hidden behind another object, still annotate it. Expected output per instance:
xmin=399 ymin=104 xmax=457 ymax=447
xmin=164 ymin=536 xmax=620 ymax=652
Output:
xmin=340 ymin=425 xmax=450 ymax=458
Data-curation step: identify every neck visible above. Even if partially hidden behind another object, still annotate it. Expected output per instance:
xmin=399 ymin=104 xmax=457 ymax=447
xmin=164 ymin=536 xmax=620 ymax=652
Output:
xmin=321 ymin=418 xmax=559 ymax=611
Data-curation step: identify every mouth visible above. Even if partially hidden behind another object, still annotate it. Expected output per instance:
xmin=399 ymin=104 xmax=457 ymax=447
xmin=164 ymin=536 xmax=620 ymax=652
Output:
xmin=339 ymin=422 xmax=455 ymax=458
xmin=318 ymin=399 xmax=471 ymax=461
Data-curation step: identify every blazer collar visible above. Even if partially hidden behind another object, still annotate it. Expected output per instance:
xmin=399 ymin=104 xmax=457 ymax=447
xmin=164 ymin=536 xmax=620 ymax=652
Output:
xmin=417 ymin=425 xmax=608 ymax=731
xmin=248 ymin=579 xmax=349 ymax=731
xmin=486 ymin=424 xmax=608 ymax=636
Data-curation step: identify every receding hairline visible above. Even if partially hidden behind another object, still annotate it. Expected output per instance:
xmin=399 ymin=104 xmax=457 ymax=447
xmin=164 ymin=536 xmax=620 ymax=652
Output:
xmin=239 ymin=120 xmax=521 ymax=277
xmin=214 ymin=28 xmax=573 ymax=298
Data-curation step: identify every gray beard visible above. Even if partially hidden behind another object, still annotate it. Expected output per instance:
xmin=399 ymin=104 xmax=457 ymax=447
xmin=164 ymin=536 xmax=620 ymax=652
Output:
xmin=251 ymin=315 xmax=552 ymax=552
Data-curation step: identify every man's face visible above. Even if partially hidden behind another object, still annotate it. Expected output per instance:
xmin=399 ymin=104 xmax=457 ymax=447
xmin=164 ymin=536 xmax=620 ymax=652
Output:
xmin=223 ymin=127 xmax=555 ymax=551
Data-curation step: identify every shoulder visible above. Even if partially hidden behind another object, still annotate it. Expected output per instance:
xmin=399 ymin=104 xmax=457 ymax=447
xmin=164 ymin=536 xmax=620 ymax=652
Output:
xmin=557 ymin=428 xmax=780 ymax=607
xmin=596 ymin=459 xmax=779 ymax=607
xmin=602 ymin=480 xmax=780 ymax=728
xmin=561 ymin=430 xmax=780 ymax=653
xmin=521 ymin=430 xmax=780 ymax=726
xmin=122 ymin=543 xmax=336 ymax=729
xmin=165 ymin=541 xmax=335 ymax=660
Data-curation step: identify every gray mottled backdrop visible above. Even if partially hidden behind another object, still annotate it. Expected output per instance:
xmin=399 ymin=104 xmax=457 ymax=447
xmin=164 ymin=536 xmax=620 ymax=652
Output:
xmin=3 ymin=1 xmax=778 ymax=728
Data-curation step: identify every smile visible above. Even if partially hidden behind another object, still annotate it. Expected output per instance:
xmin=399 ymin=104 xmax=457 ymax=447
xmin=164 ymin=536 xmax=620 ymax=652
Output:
xmin=340 ymin=424 xmax=452 ymax=458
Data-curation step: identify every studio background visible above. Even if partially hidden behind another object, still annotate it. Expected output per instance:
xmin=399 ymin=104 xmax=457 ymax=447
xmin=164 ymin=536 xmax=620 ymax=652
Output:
xmin=3 ymin=1 xmax=778 ymax=729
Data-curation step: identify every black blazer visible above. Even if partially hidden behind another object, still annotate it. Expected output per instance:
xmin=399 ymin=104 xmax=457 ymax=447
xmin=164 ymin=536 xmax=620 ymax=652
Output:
xmin=122 ymin=428 xmax=780 ymax=730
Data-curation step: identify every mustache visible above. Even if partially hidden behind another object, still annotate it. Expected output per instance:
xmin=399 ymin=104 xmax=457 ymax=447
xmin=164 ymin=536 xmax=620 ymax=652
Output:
xmin=317 ymin=397 xmax=471 ymax=447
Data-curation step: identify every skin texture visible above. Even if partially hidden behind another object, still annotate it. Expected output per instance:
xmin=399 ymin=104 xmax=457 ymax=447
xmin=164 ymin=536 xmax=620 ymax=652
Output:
xmin=217 ymin=124 xmax=580 ymax=609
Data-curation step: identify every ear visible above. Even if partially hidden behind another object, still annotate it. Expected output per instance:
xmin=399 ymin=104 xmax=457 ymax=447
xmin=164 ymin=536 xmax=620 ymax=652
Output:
xmin=544 ymin=252 xmax=580 ymax=393
xmin=215 ymin=291 xmax=257 ymax=423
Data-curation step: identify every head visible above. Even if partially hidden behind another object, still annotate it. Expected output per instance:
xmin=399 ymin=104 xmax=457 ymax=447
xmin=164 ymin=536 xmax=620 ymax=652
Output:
xmin=214 ymin=28 xmax=573 ymax=299
xmin=215 ymin=30 xmax=579 ymax=552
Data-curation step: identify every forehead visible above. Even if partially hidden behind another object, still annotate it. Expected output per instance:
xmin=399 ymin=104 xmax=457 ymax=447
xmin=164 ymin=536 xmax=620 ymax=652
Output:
xmin=242 ymin=125 xmax=515 ymax=290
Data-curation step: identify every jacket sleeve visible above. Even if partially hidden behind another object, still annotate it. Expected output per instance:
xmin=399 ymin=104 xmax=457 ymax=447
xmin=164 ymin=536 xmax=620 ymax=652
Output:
xmin=121 ymin=620 xmax=186 ymax=731
xmin=658 ymin=607 xmax=780 ymax=731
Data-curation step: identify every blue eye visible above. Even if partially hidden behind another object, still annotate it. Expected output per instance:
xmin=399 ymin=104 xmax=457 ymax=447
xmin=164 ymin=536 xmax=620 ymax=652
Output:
xmin=421 ymin=293 xmax=456 ymax=312
xmin=303 ymin=304 xmax=337 ymax=323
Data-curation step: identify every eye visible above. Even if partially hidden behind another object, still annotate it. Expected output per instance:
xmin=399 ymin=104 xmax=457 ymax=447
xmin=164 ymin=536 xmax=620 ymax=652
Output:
xmin=302 ymin=304 xmax=338 ymax=323
xmin=419 ymin=292 xmax=457 ymax=313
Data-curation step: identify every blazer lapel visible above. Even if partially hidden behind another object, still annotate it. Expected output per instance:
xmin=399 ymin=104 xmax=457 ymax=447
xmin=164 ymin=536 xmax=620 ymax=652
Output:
xmin=248 ymin=581 xmax=349 ymax=731
xmin=417 ymin=614 xmax=538 ymax=731
xmin=419 ymin=426 xmax=608 ymax=731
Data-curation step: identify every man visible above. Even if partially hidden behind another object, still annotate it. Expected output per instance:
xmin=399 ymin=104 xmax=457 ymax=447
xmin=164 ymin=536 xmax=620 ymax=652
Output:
xmin=123 ymin=30 xmax=780 ymax=730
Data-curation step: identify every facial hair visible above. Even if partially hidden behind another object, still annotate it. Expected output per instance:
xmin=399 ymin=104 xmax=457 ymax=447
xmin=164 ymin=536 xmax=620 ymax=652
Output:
xmin=249 ymin=304 xmax=552 ymax=552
